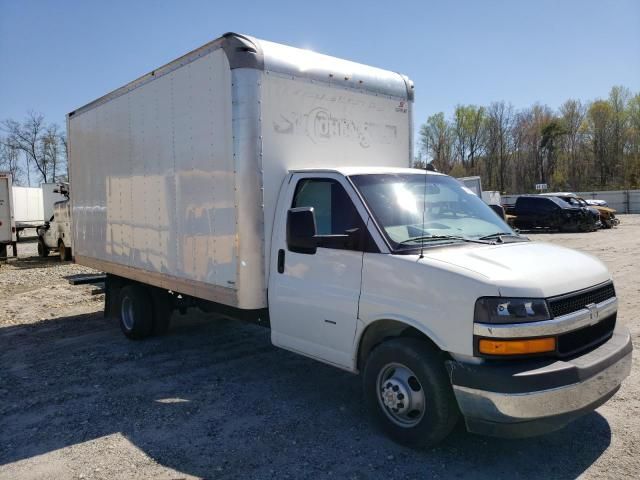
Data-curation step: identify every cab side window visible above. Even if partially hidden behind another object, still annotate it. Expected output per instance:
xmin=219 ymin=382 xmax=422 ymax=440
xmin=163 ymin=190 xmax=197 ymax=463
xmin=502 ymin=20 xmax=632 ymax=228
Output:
xmin=292 ymin=178 xmax=374 ymax=251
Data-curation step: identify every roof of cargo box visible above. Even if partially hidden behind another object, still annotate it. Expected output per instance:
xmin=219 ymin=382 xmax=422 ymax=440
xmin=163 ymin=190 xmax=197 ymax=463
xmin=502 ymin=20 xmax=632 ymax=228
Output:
xmin=68 ymin=32 xmax=414 ymax=118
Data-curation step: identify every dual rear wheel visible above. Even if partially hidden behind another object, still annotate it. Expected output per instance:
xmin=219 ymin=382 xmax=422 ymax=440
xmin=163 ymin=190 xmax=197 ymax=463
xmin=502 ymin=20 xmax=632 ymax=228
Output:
xmin=114 ymin=282 xmax=174 ymax=340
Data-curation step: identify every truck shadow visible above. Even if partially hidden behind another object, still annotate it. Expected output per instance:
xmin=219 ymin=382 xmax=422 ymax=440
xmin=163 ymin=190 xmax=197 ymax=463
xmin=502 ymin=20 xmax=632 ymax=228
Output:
xmin=0 ymin=311 xmax=612 ymax=479
xmin=5 ymin=255 xmax=62 ymax=270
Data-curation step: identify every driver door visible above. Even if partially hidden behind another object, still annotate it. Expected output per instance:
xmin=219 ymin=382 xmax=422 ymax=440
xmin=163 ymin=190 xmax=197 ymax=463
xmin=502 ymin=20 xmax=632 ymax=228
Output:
xmin=268 ymin=173 xmax=372 ymax=369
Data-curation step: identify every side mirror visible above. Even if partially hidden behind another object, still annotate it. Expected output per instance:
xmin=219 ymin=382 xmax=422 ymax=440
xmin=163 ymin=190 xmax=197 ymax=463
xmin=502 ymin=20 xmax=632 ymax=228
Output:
xmin=287 ymin=207 xmax=318 ymax=254
xmin=287 ymin=207 xmax=356 ymax=254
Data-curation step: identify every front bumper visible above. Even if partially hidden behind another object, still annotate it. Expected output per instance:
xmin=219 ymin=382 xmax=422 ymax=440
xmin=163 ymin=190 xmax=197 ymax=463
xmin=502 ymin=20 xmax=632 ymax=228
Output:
xmin=446 ymin=326 xmax=632 ymax=438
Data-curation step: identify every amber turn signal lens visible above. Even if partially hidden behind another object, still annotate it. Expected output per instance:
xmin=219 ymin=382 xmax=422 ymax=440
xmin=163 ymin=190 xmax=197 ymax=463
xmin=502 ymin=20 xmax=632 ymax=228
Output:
xmin=478 ymin=337 xmax=556 ymax=355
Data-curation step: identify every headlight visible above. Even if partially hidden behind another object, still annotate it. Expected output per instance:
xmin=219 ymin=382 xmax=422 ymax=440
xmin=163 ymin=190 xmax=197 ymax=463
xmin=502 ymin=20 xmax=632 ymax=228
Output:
xmin=474 ymin=297 xmax=550 ymax=324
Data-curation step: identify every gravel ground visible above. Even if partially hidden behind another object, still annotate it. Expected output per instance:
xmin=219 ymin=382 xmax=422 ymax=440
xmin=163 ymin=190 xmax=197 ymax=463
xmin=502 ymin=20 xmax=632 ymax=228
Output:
xmin=0 ymin=220 xmax=638 ymax=480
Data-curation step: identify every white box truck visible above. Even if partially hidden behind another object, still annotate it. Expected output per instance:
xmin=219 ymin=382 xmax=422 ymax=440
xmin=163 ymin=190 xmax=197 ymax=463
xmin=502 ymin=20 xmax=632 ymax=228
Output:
xmin=0 ymin=172 xmax=17 ymax=258
xmin=68 ymin=33 xmax=631 ymax=447
xmin=41 ymin=182 xmax=68 ymax=222
xmin=12 ymin=185 xmax=44 ymax=238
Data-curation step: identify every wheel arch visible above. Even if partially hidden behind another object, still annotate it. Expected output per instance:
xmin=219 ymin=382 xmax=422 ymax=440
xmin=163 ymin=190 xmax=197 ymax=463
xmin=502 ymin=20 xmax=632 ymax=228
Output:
xmin=355 ymin=317 xmax=447 ymax=372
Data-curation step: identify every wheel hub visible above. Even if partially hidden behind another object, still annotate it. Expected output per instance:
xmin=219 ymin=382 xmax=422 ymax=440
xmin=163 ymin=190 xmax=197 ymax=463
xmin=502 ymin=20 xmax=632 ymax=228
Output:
xmin=376 ymin=363 xmax=426 ymax=427
xmin=121 ymin=296 xmax=135 ymax=331
xmin=381 ymin=379 xmax=410 ymax=414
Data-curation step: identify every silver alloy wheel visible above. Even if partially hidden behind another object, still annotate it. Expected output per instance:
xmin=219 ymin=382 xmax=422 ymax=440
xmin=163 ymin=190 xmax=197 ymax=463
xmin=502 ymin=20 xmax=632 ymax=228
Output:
xmin=121 ymin=296 xmax=135 ymax=331
xmin=376 ymin=362 xmax=426 ymax=427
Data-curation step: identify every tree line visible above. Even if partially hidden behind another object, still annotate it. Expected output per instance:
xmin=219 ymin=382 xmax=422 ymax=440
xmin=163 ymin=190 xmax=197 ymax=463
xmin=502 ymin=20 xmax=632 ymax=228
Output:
xmin=0 ymin=112 xmax=67 ymax=186
xmin=416 ymin=86 xmax=640 ymax=193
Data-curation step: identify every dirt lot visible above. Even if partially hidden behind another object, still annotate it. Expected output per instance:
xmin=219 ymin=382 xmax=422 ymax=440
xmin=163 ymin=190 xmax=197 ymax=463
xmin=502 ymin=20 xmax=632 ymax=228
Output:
xmin=1 ymin=220 xmax=639 ymax=480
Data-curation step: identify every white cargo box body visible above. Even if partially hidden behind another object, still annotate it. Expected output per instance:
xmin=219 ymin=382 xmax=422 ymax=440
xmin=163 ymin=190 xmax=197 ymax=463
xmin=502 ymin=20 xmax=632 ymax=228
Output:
xmin=457 ymin=176 xmax=482 ymax=197
xmin=0 ymin=173 xmax=15 ymax=243
xmin=42 ymin=183 xmax=68 ymax=221
xmin=68 ymin=33 xmax=413 ymax=310
xmin=12 ymin=186 xmax=44 ymax=225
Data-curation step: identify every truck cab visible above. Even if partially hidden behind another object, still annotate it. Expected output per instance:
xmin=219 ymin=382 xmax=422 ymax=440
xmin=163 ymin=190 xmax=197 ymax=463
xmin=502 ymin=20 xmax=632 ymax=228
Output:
xmin=268 ymin=167 xmax=631 ymax=445
xmin=36 ymin=197 xmax=72 ymax=261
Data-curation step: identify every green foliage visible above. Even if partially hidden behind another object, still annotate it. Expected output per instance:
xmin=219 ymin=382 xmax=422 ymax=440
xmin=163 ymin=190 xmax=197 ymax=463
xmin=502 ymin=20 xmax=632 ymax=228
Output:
xmin=417 ymin=86 xmax=639 ymax=193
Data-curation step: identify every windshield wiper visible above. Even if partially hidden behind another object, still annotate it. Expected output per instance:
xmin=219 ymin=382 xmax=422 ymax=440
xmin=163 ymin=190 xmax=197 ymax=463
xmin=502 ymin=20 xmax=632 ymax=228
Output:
xmin=398 ymin=235 xmax=493 ymax=246
xmin=478 ymin=232 xmax=528 ymax=242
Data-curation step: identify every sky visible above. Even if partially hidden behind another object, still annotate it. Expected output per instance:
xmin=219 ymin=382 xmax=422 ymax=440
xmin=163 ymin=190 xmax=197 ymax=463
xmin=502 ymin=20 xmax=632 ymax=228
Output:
xmin=1 ymin=0 xmax=639 ymax=149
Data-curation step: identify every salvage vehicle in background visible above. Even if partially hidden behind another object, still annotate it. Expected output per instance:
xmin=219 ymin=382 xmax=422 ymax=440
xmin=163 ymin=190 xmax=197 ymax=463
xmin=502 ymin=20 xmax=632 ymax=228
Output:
xmin=36 ymin=184 xmax=72 ymax=261
xmin=67 ymin=32 xmax=631 ymax=448
xmin=585 ymin=198 xmax=609 ymax=207
xmin=542 ymin=193 xmax=619 ymax=229
xmin=505 ymin=195 xmax=597 ymax=232
xmin=539 ymin=193 xmax=600 ymax=229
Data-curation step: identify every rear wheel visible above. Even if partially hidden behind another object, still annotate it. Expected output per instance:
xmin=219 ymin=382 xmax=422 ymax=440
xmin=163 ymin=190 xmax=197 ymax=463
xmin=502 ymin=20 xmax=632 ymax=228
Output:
xmin=118 ymin=284 xmax=154 ymax=340
xmin=37 ymin=238 xmax=48 ymax=257
xmin=363 ymin=338 xmax=459 ymax=448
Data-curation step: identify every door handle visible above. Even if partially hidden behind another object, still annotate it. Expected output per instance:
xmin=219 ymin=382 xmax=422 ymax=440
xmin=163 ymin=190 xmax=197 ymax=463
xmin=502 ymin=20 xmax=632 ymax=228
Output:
xmin=277 ymin=249 xmax=285 ymax=274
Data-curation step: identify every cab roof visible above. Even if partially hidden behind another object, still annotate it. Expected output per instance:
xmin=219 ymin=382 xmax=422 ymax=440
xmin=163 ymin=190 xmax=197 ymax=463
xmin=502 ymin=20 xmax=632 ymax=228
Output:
xmin=287 ymin=167 xmax=445 ymax=177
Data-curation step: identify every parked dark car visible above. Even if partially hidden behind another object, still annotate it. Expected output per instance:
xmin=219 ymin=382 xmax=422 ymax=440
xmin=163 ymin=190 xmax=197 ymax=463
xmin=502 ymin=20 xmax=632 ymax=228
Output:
xmin=505 ymin=195 xmax=597 ymax=232
xmin=539 ymin=193 xmax=601 ymax=228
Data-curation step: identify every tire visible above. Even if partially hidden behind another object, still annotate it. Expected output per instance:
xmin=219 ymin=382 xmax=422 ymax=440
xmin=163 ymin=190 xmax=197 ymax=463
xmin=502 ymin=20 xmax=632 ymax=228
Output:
xmin=59 ymin=240 xmax=72 ymax=261
xmin=363 ymin=337 xmax=459 ymax=448
xmin=118 ymin=284 xmax=154 ymax=340
xmin=37 ymin=238 xmax=48 ymax=257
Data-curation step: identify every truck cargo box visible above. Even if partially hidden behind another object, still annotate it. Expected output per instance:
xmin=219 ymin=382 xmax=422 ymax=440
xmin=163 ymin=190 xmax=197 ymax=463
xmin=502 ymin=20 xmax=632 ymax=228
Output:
xmin=68 ymin=33 xmax=413 ymax=310
xmin=0 ymin=173 xmax=15 ymax=245
xmin=12 ymin=186 xmax=44 ymax=228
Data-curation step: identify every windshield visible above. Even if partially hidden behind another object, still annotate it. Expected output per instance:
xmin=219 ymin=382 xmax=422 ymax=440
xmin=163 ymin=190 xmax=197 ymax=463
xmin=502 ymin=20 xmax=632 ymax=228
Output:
xmin=563 ymin=197 xmax=587 ymax=207
xmin=350 ymin=173 xmax=515 ymax=248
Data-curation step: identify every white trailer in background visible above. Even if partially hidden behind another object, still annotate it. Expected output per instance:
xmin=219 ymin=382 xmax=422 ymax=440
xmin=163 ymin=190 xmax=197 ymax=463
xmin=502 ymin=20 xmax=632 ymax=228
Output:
xmin=457 ymin=176 xmax=482 ymax=197
xmin=12 ymin=186 xmax=44 ymax=238
xmin=0 ymin=172 xmax=17 ymax=258
xmin=456 ymin=176 xmax=501 ymax=206
xmin=481 ymin=190 xmax=501 ymax=205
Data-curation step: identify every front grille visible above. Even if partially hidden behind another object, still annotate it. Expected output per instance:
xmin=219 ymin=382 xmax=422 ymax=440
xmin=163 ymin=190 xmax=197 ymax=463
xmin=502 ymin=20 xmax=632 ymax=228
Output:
xmin=548 ymin=282 xmax=616 ymax=318
xmin=557 ymin=314 xmax=616 ymax=357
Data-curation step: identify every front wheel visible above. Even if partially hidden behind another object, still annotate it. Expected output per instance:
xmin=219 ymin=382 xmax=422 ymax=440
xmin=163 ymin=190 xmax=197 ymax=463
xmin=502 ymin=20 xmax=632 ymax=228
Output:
xmin=59 ymin=240 xmax=72 ymax=261
xmin=363 ymin=338 xmax=459 ymax=448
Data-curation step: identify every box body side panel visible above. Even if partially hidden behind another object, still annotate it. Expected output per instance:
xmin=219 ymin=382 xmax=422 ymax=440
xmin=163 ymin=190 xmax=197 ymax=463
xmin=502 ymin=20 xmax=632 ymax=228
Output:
xmin=69 ymin=49 xmax=241 ymax=305
xmin=231 ymin=68 xmax=266 ymax=309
